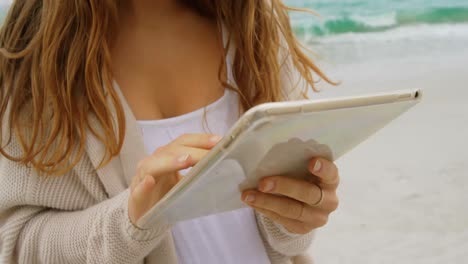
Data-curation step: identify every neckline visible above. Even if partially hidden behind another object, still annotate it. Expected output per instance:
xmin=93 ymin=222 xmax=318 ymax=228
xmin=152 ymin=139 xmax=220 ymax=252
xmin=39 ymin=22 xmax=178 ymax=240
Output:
xmin=136 ymin=88 xmax=233 ymax=126
xmin=113 ymin=22 xmax=236 ymax=126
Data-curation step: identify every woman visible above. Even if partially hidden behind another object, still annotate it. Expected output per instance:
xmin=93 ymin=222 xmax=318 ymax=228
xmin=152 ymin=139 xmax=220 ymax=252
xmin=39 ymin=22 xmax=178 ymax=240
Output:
xmin=0 ymin=1 xmax=340 ymax=263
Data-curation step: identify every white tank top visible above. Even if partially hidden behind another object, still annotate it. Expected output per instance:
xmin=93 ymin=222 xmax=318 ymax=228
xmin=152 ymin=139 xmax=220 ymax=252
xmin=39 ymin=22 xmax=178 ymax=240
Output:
xmin=137 ymin=88 xmax=271 ymax=264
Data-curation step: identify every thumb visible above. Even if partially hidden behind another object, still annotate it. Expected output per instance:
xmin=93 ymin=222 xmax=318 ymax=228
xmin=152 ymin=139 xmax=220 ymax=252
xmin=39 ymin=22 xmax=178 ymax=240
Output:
xmin=176 ymin=171 xmax=183 ymax=182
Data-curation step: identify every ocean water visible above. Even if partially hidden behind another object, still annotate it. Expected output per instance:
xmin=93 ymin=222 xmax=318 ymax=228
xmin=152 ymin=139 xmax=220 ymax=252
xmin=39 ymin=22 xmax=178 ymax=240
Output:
xmin=285 ymin=0 xmax=468 ymax=64
xmin=286 ymin=0 xmax=468 ymax=37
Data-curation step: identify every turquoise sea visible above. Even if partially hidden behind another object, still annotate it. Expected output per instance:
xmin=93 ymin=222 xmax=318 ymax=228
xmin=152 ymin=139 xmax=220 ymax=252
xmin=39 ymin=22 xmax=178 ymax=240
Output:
xmin=286 ymin=0 xmax=468 ymax=37
xmin=285 ymin=0 xmax=468 ymax=64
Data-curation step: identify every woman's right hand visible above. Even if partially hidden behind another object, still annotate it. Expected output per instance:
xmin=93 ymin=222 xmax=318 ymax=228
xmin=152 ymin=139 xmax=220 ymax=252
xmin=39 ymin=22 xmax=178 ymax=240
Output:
xmin=128 ymin=133 xmax=222 ymax=226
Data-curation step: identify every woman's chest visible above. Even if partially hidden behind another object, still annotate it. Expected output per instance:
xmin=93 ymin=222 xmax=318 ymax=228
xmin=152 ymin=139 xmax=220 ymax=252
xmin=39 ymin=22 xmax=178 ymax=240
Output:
xmin=138 ymin=88 xmax=240 ymax=156
xmin=114 ymin=19 xmax=226 ymax=121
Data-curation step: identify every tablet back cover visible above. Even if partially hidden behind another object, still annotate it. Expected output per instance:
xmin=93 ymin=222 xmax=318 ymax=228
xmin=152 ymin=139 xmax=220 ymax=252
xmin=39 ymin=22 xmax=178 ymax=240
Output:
xmin=138 ymin=97 xmax=419 ymax=227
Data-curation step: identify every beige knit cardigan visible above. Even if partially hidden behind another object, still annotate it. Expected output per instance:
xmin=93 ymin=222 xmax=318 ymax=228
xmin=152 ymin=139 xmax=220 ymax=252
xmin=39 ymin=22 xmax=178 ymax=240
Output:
xmin=0 ymin=44 xmax=316 ymax=263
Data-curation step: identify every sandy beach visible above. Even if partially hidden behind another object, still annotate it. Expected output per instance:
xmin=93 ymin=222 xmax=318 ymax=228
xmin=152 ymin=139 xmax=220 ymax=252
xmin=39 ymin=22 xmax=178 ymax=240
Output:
xmin=306 ymin=47 xmax=468 ymax=263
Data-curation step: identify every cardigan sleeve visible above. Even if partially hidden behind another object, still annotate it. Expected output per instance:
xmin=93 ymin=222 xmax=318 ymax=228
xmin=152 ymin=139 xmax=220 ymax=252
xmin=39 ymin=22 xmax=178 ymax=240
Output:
xmin=0 ymin=140 xmax=171 ymax=264
xmin=255 ymin=211 xmax=316 ymax=264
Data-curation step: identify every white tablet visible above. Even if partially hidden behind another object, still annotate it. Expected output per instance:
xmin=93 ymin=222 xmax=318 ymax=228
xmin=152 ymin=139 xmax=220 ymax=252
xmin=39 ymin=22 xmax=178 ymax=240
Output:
xmin=137 ymin=89 xmax=422 ymax=228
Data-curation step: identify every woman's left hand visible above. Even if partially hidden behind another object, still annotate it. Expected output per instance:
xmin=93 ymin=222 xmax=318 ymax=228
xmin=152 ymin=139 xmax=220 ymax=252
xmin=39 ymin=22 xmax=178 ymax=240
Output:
xmin=242 ymin=158 xmax=340 ymax=234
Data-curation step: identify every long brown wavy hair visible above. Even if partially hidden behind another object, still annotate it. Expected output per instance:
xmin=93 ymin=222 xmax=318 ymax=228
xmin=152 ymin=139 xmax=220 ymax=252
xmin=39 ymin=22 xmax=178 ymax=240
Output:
xmin=0 ymin=0 xmax=334 ymax=176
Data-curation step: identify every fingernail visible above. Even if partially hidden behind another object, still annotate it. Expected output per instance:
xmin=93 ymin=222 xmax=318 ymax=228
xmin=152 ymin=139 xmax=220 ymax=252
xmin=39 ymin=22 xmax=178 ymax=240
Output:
xmin=313 ymin=160 xmax=322 ymax=172
xmin=143 ymin=175 xmax=155 ymax=187
xmin=261 ymin=181 xmax=275 ymax=192
xmin=177 ymin=154 xmax=190 ymax=163
xmin=245 ymin=194 xmax=255 ymax=203
xmin=210 ymin=135 xmax=222 ymax=143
